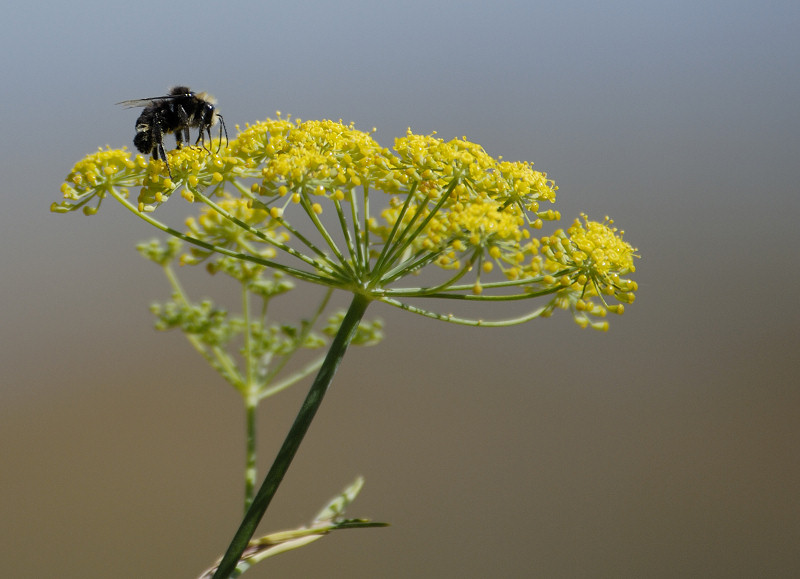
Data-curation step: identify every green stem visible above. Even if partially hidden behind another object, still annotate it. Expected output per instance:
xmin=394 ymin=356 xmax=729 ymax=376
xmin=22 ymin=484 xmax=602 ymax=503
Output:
xmin=243 ymin=398 xmax=257 ymax=512
xmin=242 ymin=282 xmax=257 ymax=512
xmin=211 ymin=292 xmax=372 ymax=579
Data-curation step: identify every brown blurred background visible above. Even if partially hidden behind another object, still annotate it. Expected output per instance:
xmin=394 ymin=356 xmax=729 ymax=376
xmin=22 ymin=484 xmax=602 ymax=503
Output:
xmin=1 ymin=1 xmax=798 ymax=577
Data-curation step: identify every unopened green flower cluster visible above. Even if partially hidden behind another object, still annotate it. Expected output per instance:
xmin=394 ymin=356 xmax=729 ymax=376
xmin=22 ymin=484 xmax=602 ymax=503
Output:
xmin=55 ymin=114 xmax=638 ymax=330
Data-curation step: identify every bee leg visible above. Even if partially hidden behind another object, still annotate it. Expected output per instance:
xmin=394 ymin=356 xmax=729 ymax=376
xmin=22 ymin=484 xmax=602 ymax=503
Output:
xmin=195 ymin=120 xmax=211 ymax=152
xmin=174 ymin=105 xmax=189 ymax=149
xmin=155 ymin=143 xmax=173 ymax=179
xmin=148 ymin=117 xmax=172 ymax=179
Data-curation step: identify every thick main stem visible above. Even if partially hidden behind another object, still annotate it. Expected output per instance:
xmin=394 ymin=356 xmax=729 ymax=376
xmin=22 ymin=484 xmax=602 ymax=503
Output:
xmin=211 ymin=292 xmax=372 ymax=579
xmin=243 ymin=399 xmax=257 ymax=512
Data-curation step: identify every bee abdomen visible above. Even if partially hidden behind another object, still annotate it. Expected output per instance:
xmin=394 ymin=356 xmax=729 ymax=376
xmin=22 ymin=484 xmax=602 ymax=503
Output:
xmin=133 ymin=128 xmax=154 ymax=154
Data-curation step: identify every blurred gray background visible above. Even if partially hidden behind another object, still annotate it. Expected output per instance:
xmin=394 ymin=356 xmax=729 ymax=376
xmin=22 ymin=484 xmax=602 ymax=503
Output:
xmin=2 ymin=0 xmax=798 ymax=577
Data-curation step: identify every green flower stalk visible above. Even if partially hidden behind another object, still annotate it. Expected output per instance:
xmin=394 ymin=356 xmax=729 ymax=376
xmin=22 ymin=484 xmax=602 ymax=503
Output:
xmin=54 ymin=114 xmax=639 ymax=577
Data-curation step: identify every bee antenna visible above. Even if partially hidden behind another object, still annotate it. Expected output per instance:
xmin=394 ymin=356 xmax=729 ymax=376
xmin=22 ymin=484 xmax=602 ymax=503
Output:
xmin=217 ymin=114 xmax=229 ymax=151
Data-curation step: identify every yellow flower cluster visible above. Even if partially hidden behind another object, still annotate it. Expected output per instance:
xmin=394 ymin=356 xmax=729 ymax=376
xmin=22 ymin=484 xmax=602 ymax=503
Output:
xmin=55 ymin=147 xmax=142 ymax=214
xmin=55 ymin=116 xmax=639 ymax=329
xmin=534 ymin=215 xmax=638 ymax=328
xmin=239 ymin=117 xmax=393 ymax=204
xmin=137 ymin=146 xmax=235 ymax=210
xmin=369 ymin=131 xmax=559 ymax=281
xmin=391 ymin=131 xmax=558 ymax=217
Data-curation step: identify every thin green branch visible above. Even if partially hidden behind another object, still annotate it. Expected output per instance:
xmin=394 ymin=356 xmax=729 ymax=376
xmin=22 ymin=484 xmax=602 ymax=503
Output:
xmin=107 ymin=187 xmax=338 ymax=288
xmin=259 ymin=288 xmax=334 ymax=390
xmin=258 ymin=354 xmax=325 ymax=400
xmin=332 ymin=197 xmax=362 ymax=278
xmin=380 ymin=270 xmax=573 ymax=299
xmin=242 ymin=283 xmax=257 ymax=511
xmin=353 ymin=186 xmax=368 ymax=273
xmin=370 ymin=180 xmax=419 ymax=276
xmin=373 ymin=178 xmax=460 ymax=279
xmin=192 ymin=189 xmax=346 ymax=280
xmin=378 ymin=245 xmax=448 ymax=285
xmin=245 ymin=197 xmax=353 ymax=282
xmin=296 ymin=193 xmax=357 ymax=281
xmin=378 ymin=295 xmax=552 ymax=327
xmin=360 ymin=188 xmax=370 ymax=271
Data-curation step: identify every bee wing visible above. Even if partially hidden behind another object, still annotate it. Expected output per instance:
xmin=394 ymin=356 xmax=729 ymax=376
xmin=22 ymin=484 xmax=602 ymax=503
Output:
xmin=116 ymin=96 xmax=180 ymax=108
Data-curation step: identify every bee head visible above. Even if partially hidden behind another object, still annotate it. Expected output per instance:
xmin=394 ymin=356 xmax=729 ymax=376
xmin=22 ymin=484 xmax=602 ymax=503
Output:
xmin=169 ymin=86 xmax=193 ymax=97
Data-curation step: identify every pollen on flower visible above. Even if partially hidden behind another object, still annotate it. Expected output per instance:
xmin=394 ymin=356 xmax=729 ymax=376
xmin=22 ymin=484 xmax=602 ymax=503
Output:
xmin=312 ymin=203 xmax=323 ymax=214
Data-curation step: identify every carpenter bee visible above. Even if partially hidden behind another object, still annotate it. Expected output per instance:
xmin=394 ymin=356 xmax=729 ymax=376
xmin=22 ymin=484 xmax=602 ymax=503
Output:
xmin=117 ymin=86 xmax=228 ymax=177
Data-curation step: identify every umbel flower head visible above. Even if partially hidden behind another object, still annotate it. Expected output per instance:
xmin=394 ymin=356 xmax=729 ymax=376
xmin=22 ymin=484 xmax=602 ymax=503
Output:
xmin=55 ymin=114 xmax=638 ymax=330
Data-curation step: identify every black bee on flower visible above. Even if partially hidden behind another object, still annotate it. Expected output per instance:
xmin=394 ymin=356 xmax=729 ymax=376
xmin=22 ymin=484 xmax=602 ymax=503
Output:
xmin=117 ymin=86 xmax=228 ymax=177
